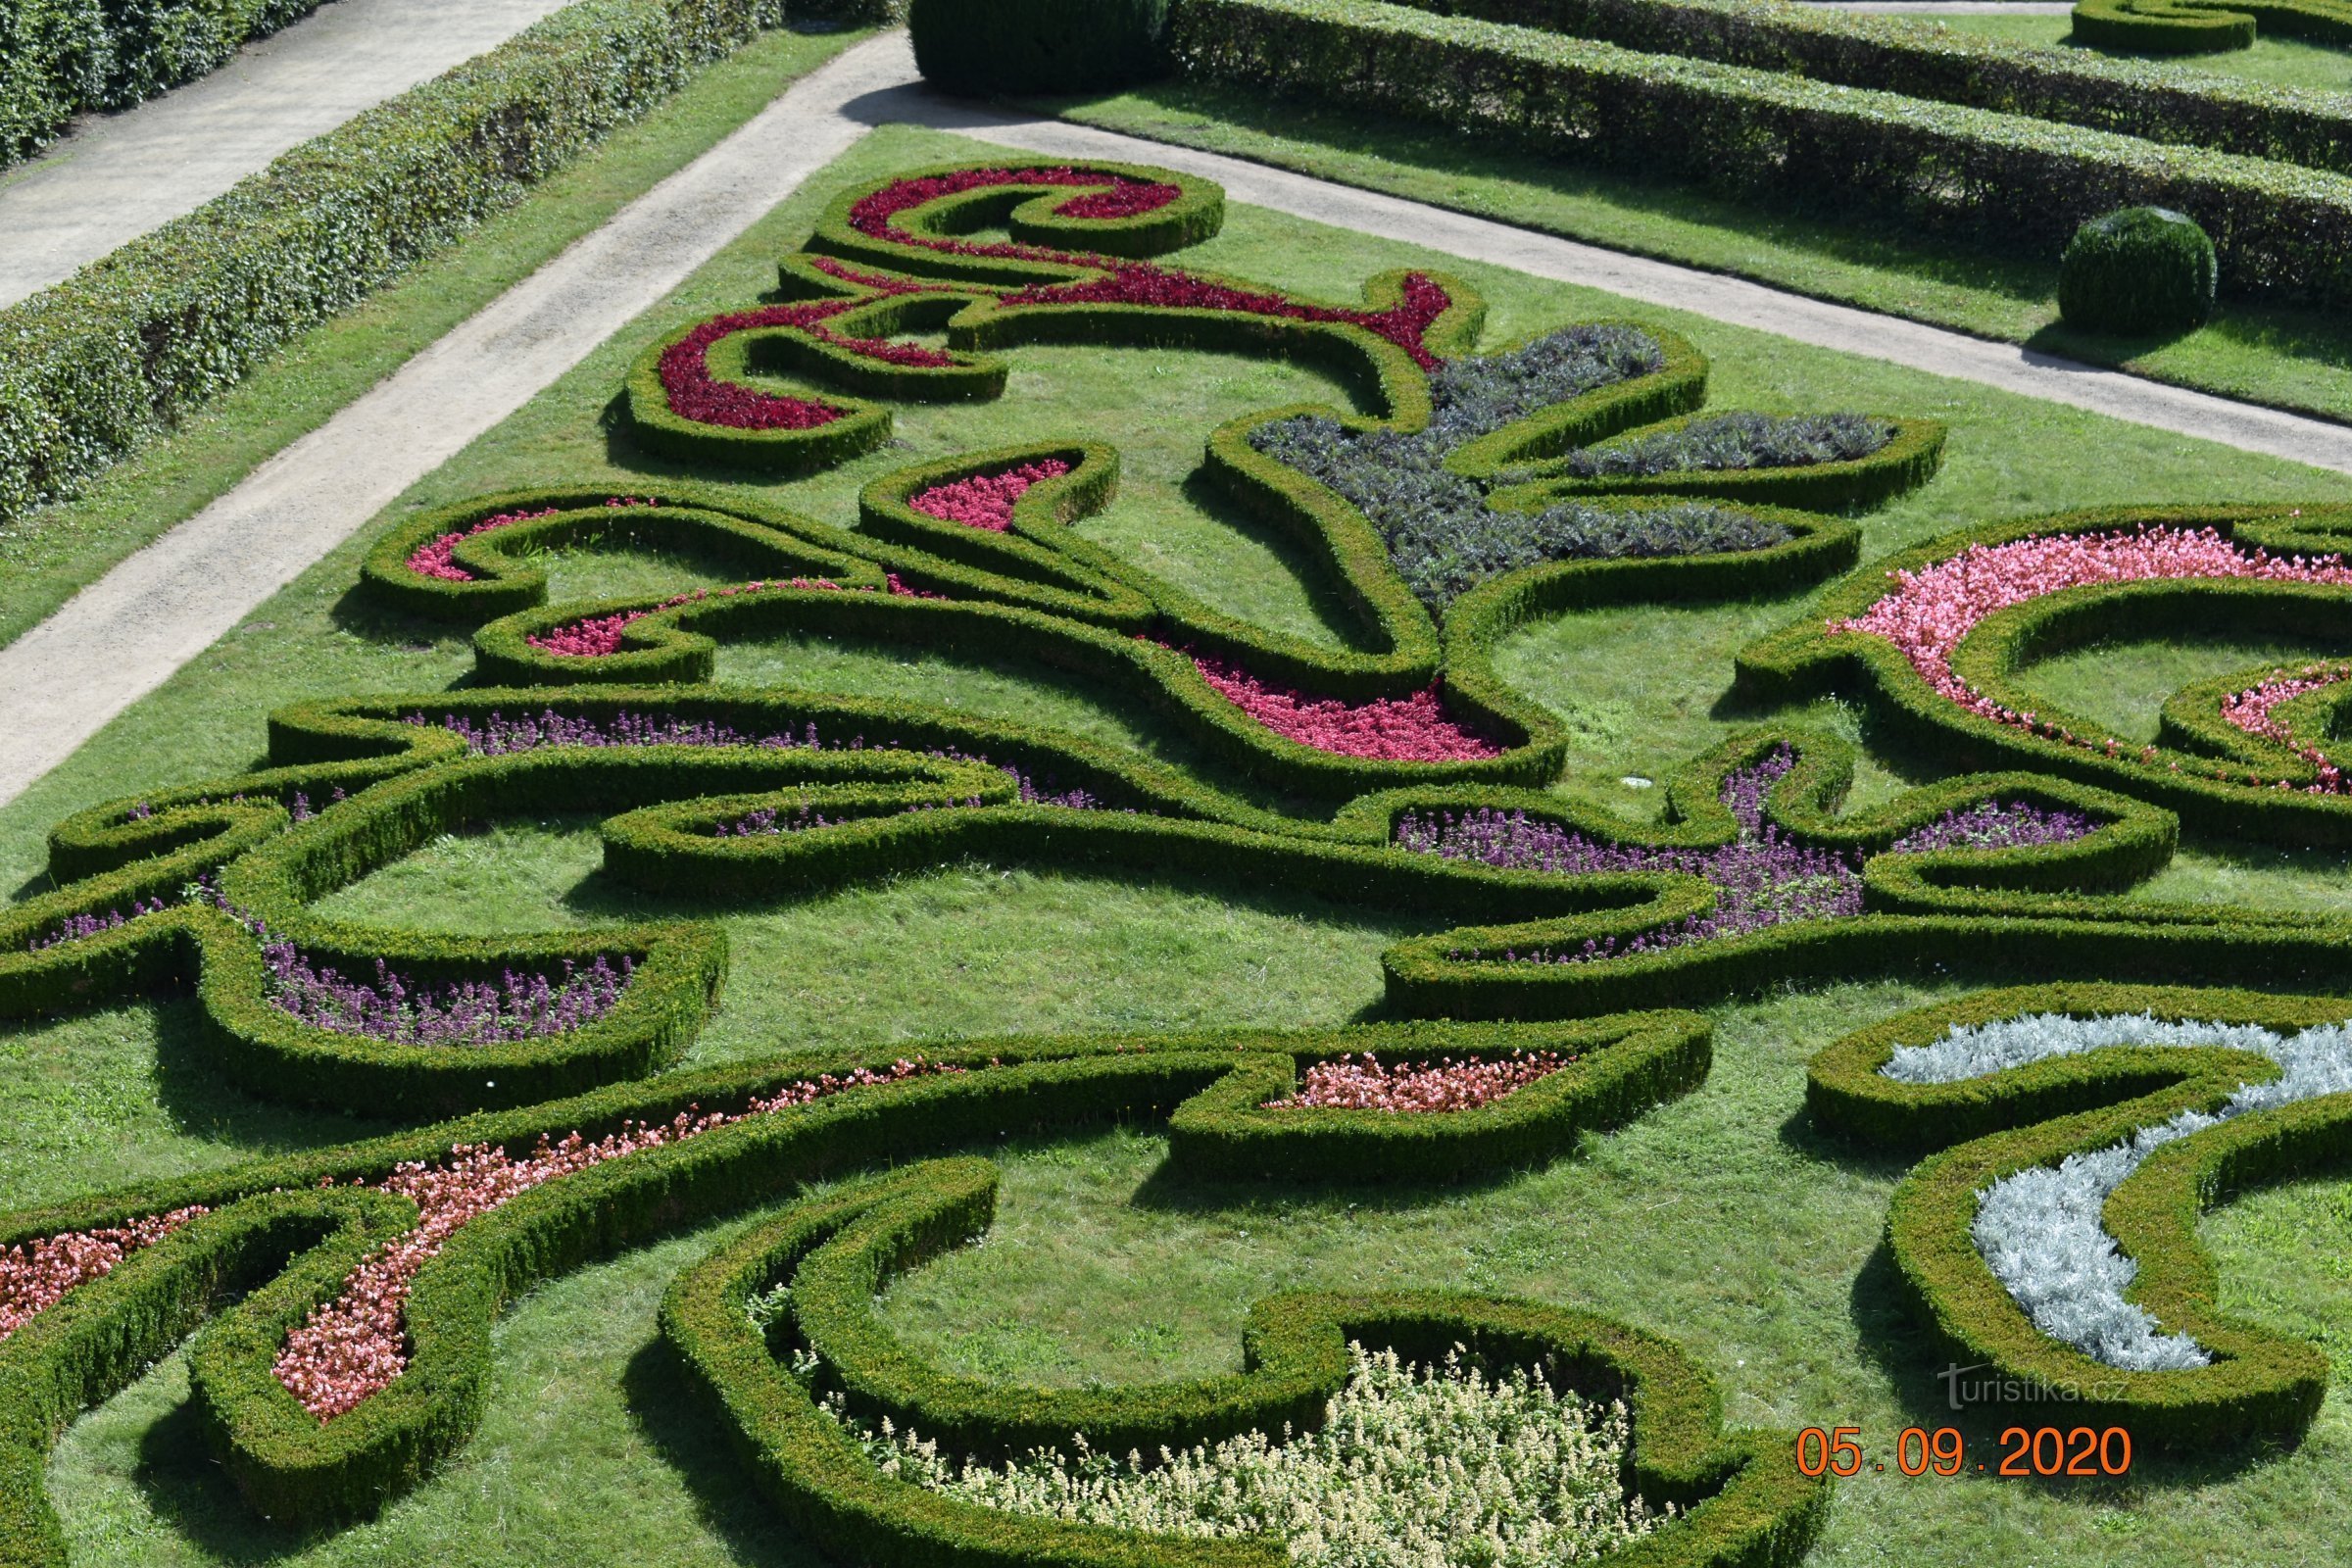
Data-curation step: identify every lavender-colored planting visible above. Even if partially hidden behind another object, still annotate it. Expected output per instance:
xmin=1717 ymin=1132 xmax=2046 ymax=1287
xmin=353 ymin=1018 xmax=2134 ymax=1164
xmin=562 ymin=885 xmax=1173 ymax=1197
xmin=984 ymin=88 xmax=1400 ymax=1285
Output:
xmin=262 ymin=944 xmax=634 ymax=1048
xmin=1398 ymin=747 xmax=2092 ymax=963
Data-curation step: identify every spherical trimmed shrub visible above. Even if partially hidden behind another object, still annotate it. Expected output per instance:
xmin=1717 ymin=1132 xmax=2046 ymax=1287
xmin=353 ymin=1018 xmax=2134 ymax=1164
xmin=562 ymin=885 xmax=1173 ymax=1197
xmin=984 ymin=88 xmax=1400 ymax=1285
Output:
xmin=2057 ymin=207 xmax=2218 ymax=336
xmin=908 ymin=0 xmax=1171 ymax=95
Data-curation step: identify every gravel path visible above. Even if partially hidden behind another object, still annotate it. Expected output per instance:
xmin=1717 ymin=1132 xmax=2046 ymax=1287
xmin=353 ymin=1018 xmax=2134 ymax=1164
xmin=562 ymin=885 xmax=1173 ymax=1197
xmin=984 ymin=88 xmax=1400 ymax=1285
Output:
xmin=5 ymin=30 xmax=2350 ymax=810
xmin=0 ymin=0 xmax=575 ymax=309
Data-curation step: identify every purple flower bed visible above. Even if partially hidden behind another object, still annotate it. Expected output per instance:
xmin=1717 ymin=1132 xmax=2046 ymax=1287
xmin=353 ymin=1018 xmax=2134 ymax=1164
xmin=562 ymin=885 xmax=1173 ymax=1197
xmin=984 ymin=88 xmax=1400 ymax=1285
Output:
xmin=1397 ymin=747 xmax=2093 ymax=963
xmin=24 ymin=898 xmax=167 ymax=952
xmin=421 ymin=710 xmax=812 ymax=756
xmin=261 ymin=945 xmax=634 ymax=1047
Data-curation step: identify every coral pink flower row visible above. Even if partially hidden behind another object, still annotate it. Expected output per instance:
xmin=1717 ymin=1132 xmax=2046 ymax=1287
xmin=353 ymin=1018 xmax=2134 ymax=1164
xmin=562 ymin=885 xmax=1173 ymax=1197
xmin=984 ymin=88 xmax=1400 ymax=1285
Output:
xmin=1836 ymin=526 xmax=2352 ymax=788
xmin=2220 ymin=662 xmax=2352 ymax=791
xmin=525 ymin=574 xmax=938 ymax=659
xmin=1269 ymin=1051 xmax=1572 ymax=1112
xmin=908 ymin=459 xmax=1072 ymax=531
xmin=0 ymin=1206 xmax=209 ymax=1339
xmin=1185 ymin=649 xmax=1501 ymax=761
xmin=273 ymin=1060 xmax=957 ymax=1420
xmin=404 ymin=497 xmax=658 ymax=583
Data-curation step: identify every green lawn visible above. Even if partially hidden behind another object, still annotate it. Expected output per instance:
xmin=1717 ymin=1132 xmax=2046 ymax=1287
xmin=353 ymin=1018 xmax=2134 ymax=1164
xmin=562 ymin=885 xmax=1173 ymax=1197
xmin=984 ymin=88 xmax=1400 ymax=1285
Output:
xmin=11 ymin=119 xmax=2352 ymax=1568
xmin=1048 ymin=77 xmax=2352 ymax=426
xmin=1936 ymin=13 xmax=2352 ymax=92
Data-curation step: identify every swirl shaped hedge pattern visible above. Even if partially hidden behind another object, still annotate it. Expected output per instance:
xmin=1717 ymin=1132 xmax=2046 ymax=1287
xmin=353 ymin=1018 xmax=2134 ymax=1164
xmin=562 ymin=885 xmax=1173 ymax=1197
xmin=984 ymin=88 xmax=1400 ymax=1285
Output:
xmin=9 ymin=156 xmax=2352 ymax=1565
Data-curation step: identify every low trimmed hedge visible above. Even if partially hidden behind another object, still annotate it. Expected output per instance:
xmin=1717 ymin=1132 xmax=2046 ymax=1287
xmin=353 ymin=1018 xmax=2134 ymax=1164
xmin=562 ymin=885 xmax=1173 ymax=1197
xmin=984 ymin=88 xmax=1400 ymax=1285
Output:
xmin=0 ymin=0 xmax=333 ymax=170
xmin=1163 ymin=0 xmax=2352 ymax=308
xmin=1383 ymin=0 xmax=2352 ymax=173
xmin=1735 ymin=503 xmax=2352 ymax=848
xmin=0 ymin=1015 xmax=1712 ymax=1540
xmin=2071 ymin=0 xmax=2257 ymax=53
xmin=666 ymin=1159 xmax=1830 ymax=1568
xmin=0 ymin=0 xmax=898 ymax=529
xmin=1808 ymin=983 xmax=2352 ymax=1446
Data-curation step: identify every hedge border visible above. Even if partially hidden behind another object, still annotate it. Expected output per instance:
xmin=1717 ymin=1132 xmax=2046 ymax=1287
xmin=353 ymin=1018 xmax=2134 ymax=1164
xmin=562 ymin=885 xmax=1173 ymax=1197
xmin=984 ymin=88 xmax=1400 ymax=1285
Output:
xmin=1734 ymin=503 xmax=2352 ymax=847
xmin=0 ymin=0 xmax=897 ymax=528
xmin=0 ymin=1014 xmax=1711 ymax=1543
xmin=1489 ymin=414 xmax=1947 ymax=513
xmin=1162 ymin=0 xmax=2352 ymax=308
xmin=662 ymin=1158 xmax=1830 ymax=1568
xmin=1806 ymin=982 xmax=2352 ymax=1446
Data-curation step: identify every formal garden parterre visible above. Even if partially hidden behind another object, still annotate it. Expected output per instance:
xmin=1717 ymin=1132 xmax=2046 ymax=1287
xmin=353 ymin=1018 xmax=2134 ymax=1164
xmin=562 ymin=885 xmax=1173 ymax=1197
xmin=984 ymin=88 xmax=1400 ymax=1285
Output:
xmin=14 ymin=40 xmax=2352 ymax=1558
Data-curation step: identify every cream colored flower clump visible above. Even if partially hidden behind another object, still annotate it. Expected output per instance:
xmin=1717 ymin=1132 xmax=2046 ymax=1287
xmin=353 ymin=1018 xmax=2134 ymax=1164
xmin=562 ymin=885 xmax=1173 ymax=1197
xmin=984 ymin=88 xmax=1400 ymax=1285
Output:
xmin=843 ymin=1343 xmax=1671 ymax=1568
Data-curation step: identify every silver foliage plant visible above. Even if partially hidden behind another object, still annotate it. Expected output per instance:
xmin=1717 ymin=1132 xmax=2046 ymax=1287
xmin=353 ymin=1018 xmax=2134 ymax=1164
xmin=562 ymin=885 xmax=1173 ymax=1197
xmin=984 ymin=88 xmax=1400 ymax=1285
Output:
xmin=1882 ymin=1012 xmax=2352 ymax=1371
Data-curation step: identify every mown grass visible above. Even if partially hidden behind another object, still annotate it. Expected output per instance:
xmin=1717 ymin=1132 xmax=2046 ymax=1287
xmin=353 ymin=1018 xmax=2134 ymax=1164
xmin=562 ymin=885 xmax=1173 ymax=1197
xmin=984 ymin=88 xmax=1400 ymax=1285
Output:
xmin=1049 ymin=77 xmax=2352 ymax=425
xmin=0 ymin=23 xmax=873 ymax=652
xmin=10 ymin=119 xmax=2352 ymax=1568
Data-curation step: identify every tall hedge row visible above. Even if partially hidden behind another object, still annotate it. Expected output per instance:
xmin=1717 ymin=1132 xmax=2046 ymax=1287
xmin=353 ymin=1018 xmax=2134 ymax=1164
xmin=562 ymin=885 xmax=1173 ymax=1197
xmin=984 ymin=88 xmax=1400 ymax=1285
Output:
xmin=0 ymin=0 xmax=895 ymax=530
xmin=1385 ymin=0 xmax=2352 ymax=177
xmin=0 ymin=0 xmax=334 ymax=170
xmin=1163 ymin=0 xmax=2352 ymax=307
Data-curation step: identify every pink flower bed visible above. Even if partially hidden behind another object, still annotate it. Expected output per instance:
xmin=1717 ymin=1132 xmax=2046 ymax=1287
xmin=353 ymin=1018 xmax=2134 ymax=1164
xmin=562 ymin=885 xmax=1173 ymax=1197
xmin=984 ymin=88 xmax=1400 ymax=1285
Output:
xmin=405 ymin=507 xmax=558 ymax=582
xmin=274 ymin=1059 xmax=956 ymax=1419
xmin=908 ymin=459 xmax=1071 ymax=531
xmin=0 ymin=1206 xmax=208 ymax=1339
xmin=2221 ymin=662 xmax=2352 ymax=791
xmin=1183 ymin=649 xmax=1501 ymax=761
xmin=1835 ymin=526 xmax=2352 ymax=786
xmin=1267 ymin=1051 xmax=1571 ymax=1112
xmin=806 ymin=320 xmax=958 ymax=368
xmin=526 ymin=573 xmax=943 ymax=659
xmin=404 ymin=497 xmax=658 ymax=583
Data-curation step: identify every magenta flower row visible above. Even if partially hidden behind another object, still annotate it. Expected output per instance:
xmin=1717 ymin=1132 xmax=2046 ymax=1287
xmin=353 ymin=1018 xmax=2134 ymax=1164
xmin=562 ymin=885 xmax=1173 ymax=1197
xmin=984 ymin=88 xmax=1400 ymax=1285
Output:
xmin=0 ymin=1205 xmax=210 ymax=1340
xmin=1183 ymin=649 xmax=1501 ymax=762
xmin=402 ymin=497 xmax=657 ymax=583
xmin=1404 ymin=747 xmax=2093 ymax=962
xmin=271 ymin=1059 xmax=958 ymax=1419
xmin=907 ymin=458 xmax=1072 ymax=531
xmin=1835 ymin=526 xmax=2352 ymax=788
xmin=1267 ymin=1050 xmax=1573 ymax=1112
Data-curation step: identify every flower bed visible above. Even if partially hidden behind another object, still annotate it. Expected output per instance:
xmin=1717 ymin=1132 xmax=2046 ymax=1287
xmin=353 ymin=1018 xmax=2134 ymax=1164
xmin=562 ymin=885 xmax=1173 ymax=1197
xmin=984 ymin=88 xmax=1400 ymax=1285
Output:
xmin=1833 ymin=524 xmax=2352 ymax=784
xmin=1268 ymin=1051 xmax=1573 ymax=1110
xmin=274 ymin=1059 xmax=955 ymax=1418
xmin=1562 ymin=413 xmax=1893 ymax=479
xmin=837 ymin=1341 xmax=1669 ymax=1568
xmin=1249 ymin=324 xmax=1793 ymax=611
xmin=1401 ymin=746 xmax=2093 ymax=962
xmin=908 ymin=459 xmax=1072 ymax=531
xmin=1187 ymin=651 xmax=1501 ymax=760
xmin=0 ymin=1206 xmax=209 ymax=1339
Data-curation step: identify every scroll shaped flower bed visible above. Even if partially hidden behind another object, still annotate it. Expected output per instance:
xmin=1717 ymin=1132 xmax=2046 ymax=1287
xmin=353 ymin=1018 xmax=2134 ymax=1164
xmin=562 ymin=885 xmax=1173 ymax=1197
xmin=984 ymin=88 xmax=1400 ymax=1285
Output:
xmin=1739 ymin=505 xmax=2352 ymax=846
xmin=1805 ymin=982 xmax=2352 ymax=1447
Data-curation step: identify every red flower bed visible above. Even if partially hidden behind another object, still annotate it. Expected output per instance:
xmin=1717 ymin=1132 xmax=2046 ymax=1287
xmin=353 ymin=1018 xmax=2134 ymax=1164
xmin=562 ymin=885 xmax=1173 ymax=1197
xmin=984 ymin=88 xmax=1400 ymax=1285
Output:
xmin=907 ymin=459 xmax=1071 ymax=531
xmin=1181 ymin=647 xmax=1502 ymax=761
xmin=404 ymin=496 xmax=656 ymax=582
xmin=1004 ymin=267 xmax=1452 ymax=368
xmin=847 ymin=167 xmax=1181 ymax=267
xmin=657 ymin=305 xmax=851 ymax=430
xmin=805 ymin=320 xmax=957 ymax=368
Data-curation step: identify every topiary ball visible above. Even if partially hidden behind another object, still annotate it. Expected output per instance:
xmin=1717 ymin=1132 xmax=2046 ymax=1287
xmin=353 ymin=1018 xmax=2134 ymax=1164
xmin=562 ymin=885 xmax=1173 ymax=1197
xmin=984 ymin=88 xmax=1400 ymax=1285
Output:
xmin=2057 ymin=206 xmax=2218 ymax=336
xmin=908 ymin=0 xmax=1172 ymax=96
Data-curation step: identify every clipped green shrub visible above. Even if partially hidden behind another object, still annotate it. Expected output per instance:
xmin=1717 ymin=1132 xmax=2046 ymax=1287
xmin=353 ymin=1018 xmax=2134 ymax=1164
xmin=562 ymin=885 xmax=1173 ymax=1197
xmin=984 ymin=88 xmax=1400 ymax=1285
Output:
xmin=2058 ymin=207 xmax=2219 ymax=334
xmin=909 ymin=0 xmax=1173 ymax=94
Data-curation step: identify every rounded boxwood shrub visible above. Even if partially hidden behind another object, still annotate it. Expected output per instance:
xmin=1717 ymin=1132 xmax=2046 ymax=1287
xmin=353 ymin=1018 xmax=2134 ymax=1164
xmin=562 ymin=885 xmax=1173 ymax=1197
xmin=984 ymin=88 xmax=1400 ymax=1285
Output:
xmin=907 ymin=0 xmax=1170 ymax=94
xmin=2058 ymin=207 xmax=2219 ymax=335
